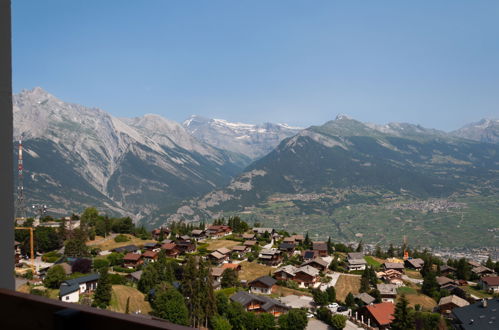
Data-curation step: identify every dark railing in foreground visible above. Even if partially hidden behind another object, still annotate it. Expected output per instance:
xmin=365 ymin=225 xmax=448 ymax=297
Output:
xmin=0 ymin=288 xmax=195 ymax=330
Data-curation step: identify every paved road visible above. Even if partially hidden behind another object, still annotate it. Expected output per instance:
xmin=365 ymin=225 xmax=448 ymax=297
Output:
xmin=306 ymin=319 xmax=362 ymax=330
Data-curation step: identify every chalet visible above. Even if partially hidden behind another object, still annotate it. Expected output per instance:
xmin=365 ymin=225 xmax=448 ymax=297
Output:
xmin=161 ymin=243 xmax=179 ymax=258
xmin=123 ymin=253 xmax=143 ymax=268
xmin=142 ymin=250 xmax=158 ymax=264
xmin=376 ymin=284 xmax=397 ymax=303
xmin=243 ymin=240 xmax=258 ymax=248
xmin=209 ymin=251 xmax=229 ymax=265
xmin=249 ymin=276 xmax=277 ymax=294
xmin=452 ymin=298 xmax=499 ymax=330
xmin=274 ymin=265 xmax=299 ymax=281
xmin=126 ymin=270 xmax=142 ymax=283
xmin=312 ymin=242 xmax=328 ymax=257
xmin=190 ymin=229 xmax=205 ymax=240
xmin=242 ymin=233 xmax=255 ymax=240
xmin=471 ymin=265 xmax=495 ymax=277
xmin=468 ymin=260 xmax=481 ymax=268
xmin=259 ymin=249 xmax=282 ymax=266
xmin=347 ymin=258 xmax=367 ymax=271
xmin=59 ymin=273 xmax=100 ymax=303
xmin=230 ymin=291 xmax=289 ymax=317
xmin=206 ymin=225 xmax=232 ymax=238
xmin=355 ymin=292 xmax=376 ymax=306
xmin=222 ymin=263 xmax=242 ymax=272
xmin=383 ymin=262 xmax=404 ymax=272
xmin=479 ymin=276 xmax=499 ymax=293
xmin=114 ymin=245 xmax=139 ymax=254
xmin=211 ymin=267 xmax=225 ymax=284
xmin=438 ymin=295 xmax=469 ymax=314
xmin=175 ymin=240 xmax=196 ymax=254
xmin=293 ymin=266 xmax=320 ymax=287
xmin=278 ymin=243 xmax=295 ymax=255
xmin=300 ymin=257 xmax=328 ymax=272
xmin=436 ymin=276 xmax=458 ymax=289
xmin=359 ymin=302 xmax=395 ymax=329
xmin=143 ymin=242 xmax=160 ymax=251
xmin=347 ymin=252 xmax=364 ymax=260
xmin=440 ymin=265 xmax=456 ymax=276
xmin=231 ymin=245 xmax=248 ymax=258
xmin=178 ymin=235 xmax=192 ymax=242
xmin=282 ymin=237 xmax=295 ymax=244
xmin=291 ymin=235 xmax=304 ymax=244
xmin=378 ymin=269 xmax=403 ymax=286
xmin=302 ymin=250 xmax=318 ymax=261
xmin=404 ymin=258 xmax=424 ymax=270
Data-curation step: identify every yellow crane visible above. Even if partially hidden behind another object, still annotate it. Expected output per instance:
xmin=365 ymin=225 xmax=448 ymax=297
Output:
xmin=15 ymin=226 xmax=35 ymax=273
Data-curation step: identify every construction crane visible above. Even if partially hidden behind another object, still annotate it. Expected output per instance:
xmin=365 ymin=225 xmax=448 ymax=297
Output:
xmin=15 ymin=137 xmax=27 ymax=222
xmin=15 ymin=226 xmax=35 ymax=273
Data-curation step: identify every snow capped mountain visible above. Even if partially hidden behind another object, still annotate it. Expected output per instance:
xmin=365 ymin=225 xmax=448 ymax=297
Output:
xmin=183 ymin=115 xmax=302 ymax=159
xmin=452 ymin=118 xmax=499 ymax=144
xmin=13 ymin=88 xmax=247 ymax=220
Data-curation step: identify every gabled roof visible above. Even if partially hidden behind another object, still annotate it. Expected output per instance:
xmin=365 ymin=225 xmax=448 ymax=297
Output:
xmin=63 ymin=273 xmax=100 ymax=288
xmin=244 ymin=240 xmax=257 ymax=246
xmin=260 ymin=248 xmax=278 ymax=256
xmin=405 ymin=258 xmax=424 ymax=268
xmin=59 ymin=283 xmax=79 ymax=297
xmin=438 ymin=295 xmax=470 ymax=308
xmin=472 ymin=266 xmax=493 ymax=274
xmin=383 ymin=262 xmax=404 ymax=269
xmin=376 ymin=283 xmax=397 ymax=295
xmin=436 ymin=276 xmax=456 ymax=286
xmin=242 ymin=233 xmax=255 ymax=239
xmin=191 ymin=229 xmax=204 ymax=235
xmin=161 ymin=243 xmax=177 ymax=250
xmin=128 ymin=270 xmax=143 ymax=281
xmin=312 ymin=241 xmax=327 ymax=251
xmin=211 ymin=267 xmax=225 ymax=277
xmin=301 ymin=258 xmax=328 ymax=268
xmin=114 ymin=245 xmax=139 ymax=253
xmin=253 ymin=228 xmax=274 ymax=234
xmin=217 ymin=247 xmax=232 ymax=255
xmin=467 ymin=260 xmax=481 ymax=268
xmin=441 ymin=265 xmax=456 ymax=272
xmin=250 ymin=276 xmax=277 ymax=288
xmin=124 ymin=253 xmax=142 ymax=261
xmin=296 ymin=265 xmax=320 ymax=277
xmin=347 ymin=252 xmax=364 ymax=260
xmin=276 ymin=265 xmax=298 ymax=276
xmin=144 ymin=242 xmax=159 ymax=248
xmin=481 ymin=276 xmax=499 ymax=286
xmin=231 ymin=245 xmax=247 ymax=252
xmin=365 ymin=302 xmax=395 ymax=326
xmin=279 ymin=243 xmax=295 ymax=250
xmin=142 ymin=250 xmax=158 ymax=258
xmin=230 ymin=291 xmax=288 ymax=311
xmin=210 ymin=251 xmax=226 ymax=259
xmin=452 ymin=299 xmax=499 ymax=330
xmin=355 ymin=292 xmax=375 ymax=305
xmin=348 ymin=258 xmax=367 ymax=266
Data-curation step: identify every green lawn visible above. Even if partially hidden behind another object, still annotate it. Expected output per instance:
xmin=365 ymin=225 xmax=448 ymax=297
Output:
xmin=460 ymin=286 xmax=493 ymax=299
xmin=397 ymin=286 xmax=418 ymax=295
xmin=364 ymin=256 xmax=382 ymax=268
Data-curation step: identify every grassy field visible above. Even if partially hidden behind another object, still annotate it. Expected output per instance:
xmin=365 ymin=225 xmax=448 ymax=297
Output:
xmin=238 ymin=261 xmax=274 ymax=282
xmin=335 ymin=275 xmax=361 ymax=302
xmin=397 ymin=286 xmax=418 ymax=295
xmin=364 ymin=256 xmax=382 ymax=268
xmin=206 ymin=239 xmax=241 ymax=251
xmin=402 ymin=293 xmax=437 ymax=311
xmin=87 ymin=234 xmax=157 ymax=251
xmin=460 ymin=285 xmax=493 ymax=299
xmin=109 ymin=285 xmax=152 ymax=315
xmin=405 ymin=269 xmax=423 ymax=279
xmin=273 ymin=286 xmax=312 ymax=297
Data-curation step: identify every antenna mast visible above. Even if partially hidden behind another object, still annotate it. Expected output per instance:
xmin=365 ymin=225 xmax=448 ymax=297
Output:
xmin=15 ymin=137 xmax=27 ymax=222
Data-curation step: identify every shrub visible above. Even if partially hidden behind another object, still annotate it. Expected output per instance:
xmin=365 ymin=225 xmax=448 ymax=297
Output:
xmin=109 ymin=273 xmax=127 ymax=285
xmin=71 ymin=258 xmax=92 ymax=274
xmin=93 ymin=258 xmax=110 ymax=270
xmin=114 ymin=234 xmax=131 ymax=243
xmin=42 ymin=251 xmax=62 ymax=263
xmin=113 ymin=266 xmax=135 ymax=273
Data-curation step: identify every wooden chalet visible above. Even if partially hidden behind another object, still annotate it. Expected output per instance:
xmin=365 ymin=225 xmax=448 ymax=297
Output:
xmin=312 ymin=241 xmax=328 ymax=257
xmin=206 ymin=225 xmax=232 ymax=238
xmin=160 ymin=242 xmax=179 ymax=258
xmin=300 ymin=257 xmax=328 ymax=272
xmin=358 ymin=302 xmax=395 ymax=329
xmin=230 ymin=291 xmax=289 ymax=317
xmin=249 ymin=276 xmax=277 ymax=295
xmin=438 ymin=295 xmax=469 ymax=314
xmin=404 ymin=258 xmax=424 ymax=270
xmin=301 ymin=250 xmax=319 ymax=261
xmin=278 ymin=243 xmax=295 ymax=256
xmin=259 ymin=249 xmax=282 ymax=266
xmin=142 ymin=250 xmax=158 ymax=264
xmin=123 ymin=253 xmax=143 ymax=268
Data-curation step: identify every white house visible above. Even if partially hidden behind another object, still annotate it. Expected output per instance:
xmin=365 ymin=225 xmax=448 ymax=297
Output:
xmin=59 ymin=273 xmax=100 ymax=303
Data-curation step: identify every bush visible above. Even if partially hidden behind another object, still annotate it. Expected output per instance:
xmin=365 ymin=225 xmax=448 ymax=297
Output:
xmin=114 ymin=234 xmax=130 ymax=243
xmin=43 ymin=265 xmax=66 ymax=289
xmin=42 ymin=251 xmax=62 ymax=263
xmin=331 ymin=314 xmax=347 ymax=329
xmin=109 ymin=273 xmax=127 ymax=285
xmin=71 ymin=258 xmax=92 ymax=274
xmin=30 ymin=287 xmax=48 ymax=297
xmin=93 ymin=258 xmax=110 ymax=270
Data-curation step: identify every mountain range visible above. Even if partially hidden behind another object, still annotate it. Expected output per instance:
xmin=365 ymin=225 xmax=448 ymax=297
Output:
xmin=13 ymin=88 xmax=499 ymax=248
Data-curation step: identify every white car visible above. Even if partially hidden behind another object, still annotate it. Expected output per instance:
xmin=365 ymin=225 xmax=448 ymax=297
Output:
xmin=306 ymin=313 xmax=314 ymax=319
xmin=327 ymin=303 xmax=339 ymax=309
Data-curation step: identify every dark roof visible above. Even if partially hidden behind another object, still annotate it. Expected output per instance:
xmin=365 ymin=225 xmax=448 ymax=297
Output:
xmin=114 ymin=245 xmax=139 ymax=253
xmin=348 ymin=252 xmax=364 ymax=260
xmin=250 ymin=276 xmax=277 ymax=288
xmin=452 ymin=299 xmax=499 ymax=330
xmin=60 ymin=273 xmax=100 ymax=297
xmin=312 ymin=242 xmax=327 ymax=251
xmin=279 ymin=243 xmax=295 ymax=250
xmin=303 ymin=250 xmax=316 ymax=259
xmin=230 ymin=291 xmax=288 ymax=311
xmin=144 ymin=242 xmax=158 ymax=248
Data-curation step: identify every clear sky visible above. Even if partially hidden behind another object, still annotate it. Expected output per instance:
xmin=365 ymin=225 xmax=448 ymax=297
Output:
xmin=12 ymin=1 xmax=499 ymax=131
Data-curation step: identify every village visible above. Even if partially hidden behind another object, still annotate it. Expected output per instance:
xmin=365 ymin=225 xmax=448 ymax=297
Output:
xmin=13 ymin=210 xmax=499 ymax=330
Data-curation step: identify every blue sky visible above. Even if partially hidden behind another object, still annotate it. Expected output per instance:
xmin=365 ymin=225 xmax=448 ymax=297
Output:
xmin=12 ymin=1 xmax=499 ymax=130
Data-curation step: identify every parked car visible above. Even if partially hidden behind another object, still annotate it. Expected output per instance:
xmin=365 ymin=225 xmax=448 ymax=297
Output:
xmin=336 ymin=306 xmax=348 ymax=312
xmin=327 ymin=303 xmax=339 ymax=309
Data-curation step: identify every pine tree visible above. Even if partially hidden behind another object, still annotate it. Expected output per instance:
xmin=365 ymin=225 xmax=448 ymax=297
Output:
xmin=151 ymin=288 xmax=189 ymax=325
xmin=356 ymin=241 xmax=363 ymax=252
xmin=391 ymin=294 xmax=414 ymax=330
xmin=326 ymin=286 xmax=336 ymax=303
xmin=221 ymin=269 xmax=239 ymax=288
xmin=138 ymin=263 xmax=159 ymax=294
xmin=327 ymin=236 xmax=334 ymax=254
xmin=485 ymin=256 xmax=494 ymax=269
xmin=93 ymin=267 xmax=112 ymax=308
xmin=421 ymin=272 xmax=439 ymax=300
xmin=387 ymin=244 xmax=395 ymax=258
xmin=345 ymin=292 xmax=355 ymax=308
xmin=181 ymin=256 xmax=197 ymax=325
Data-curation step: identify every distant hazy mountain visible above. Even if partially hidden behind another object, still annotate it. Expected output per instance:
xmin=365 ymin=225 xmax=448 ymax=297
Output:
xmin=183 ymin=115 xmax=302 ymax=159
xmin=165 ymin=115 xmax=499 ymax=247
xmin=451 ymin=118 xmax=499 ymax=144
xmin=13 ymin=88 xmax=247 ymax=219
